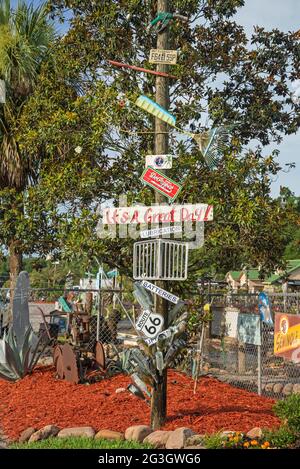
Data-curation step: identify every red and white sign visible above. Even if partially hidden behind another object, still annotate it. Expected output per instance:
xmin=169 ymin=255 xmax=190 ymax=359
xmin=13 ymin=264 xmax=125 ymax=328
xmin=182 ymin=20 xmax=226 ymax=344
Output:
xmin=140 ymin=167 xmax=181 ymax=201
xmin=102 ymin=204 xmax=213 ymax=225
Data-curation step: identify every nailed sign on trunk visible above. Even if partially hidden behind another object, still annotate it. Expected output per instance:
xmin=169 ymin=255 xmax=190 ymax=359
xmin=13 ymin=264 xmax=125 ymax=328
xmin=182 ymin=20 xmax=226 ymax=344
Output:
xmin=140 ymin=167 xmax=181 ymax=202
xmin=149 ymin=49 xmax=178 ymax=65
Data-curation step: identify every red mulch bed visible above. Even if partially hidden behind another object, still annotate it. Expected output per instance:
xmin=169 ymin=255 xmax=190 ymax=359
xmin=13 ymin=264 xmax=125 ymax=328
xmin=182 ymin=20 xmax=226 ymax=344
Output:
xmin=0 ymin=367 xmax=280 ymax=440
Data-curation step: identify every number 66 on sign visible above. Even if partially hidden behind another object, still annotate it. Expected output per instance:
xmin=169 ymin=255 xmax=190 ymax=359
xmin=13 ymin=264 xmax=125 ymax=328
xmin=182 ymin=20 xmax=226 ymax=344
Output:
xmin=135 ymin=310 xmax=164 ymax=338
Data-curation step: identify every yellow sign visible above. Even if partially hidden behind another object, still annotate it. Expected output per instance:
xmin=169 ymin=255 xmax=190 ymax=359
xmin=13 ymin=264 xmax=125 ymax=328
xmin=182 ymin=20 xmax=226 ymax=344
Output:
xmin=274 ymin=316 xmax=300 ymax=354
xmin=149 ymin=49 xmax=178 ymax=65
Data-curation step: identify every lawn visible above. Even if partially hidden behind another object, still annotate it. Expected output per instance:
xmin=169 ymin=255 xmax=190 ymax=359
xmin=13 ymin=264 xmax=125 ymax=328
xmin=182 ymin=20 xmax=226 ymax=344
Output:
xmin=10 ymin=436 xmax=152 ymax=450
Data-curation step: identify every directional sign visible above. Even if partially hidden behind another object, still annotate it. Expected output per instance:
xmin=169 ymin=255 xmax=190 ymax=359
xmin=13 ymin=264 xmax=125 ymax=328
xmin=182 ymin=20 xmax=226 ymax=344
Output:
xmin=140 ymin=225 xmax=182 ymax=239
xmin=102 ymin=204 xmax=213 ymax=224
xmin=140 ymin=167 xmax=181 ymax=202
xmin=135 ymin=310 xmax=164 ymax=338
xmin=145 ymin=154 xmax=172 ymax=169
xmin=141 ymin=280 xmax=180 ymax=304
xmin=149 ymin=49 xmax=178 ymax=65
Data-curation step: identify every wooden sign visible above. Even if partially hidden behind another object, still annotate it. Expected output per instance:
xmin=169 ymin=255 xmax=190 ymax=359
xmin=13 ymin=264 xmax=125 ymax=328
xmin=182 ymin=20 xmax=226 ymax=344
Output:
xmin=149 ymin=49 xmax=178 ymax=65
xmin=140 ymin=225 xmax=182 ymax=239
xmin=141 ymin=280 xmax=180 ymax=304
xmin=135 ymin=310 xmax=164 ymax=339
xmin=102 ymin=204 xmax=213 ymax=224
xmin=274 ymin=313 xmax=300 ymax=363
xmin=140 ymin=167 xmax=181 ymax=202
xmin=145 ymin=154 xmax=172 ymax=169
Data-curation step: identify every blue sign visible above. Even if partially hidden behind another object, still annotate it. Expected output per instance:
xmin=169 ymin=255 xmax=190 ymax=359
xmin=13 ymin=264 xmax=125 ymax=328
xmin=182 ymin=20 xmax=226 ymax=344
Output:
xmin=258 ymin=292 xmax=273 ymax=325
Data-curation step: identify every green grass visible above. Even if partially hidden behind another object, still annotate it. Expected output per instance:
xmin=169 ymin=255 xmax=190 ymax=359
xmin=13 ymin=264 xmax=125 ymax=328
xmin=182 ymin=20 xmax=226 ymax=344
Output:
xmin=10 ymin=437 xmax=153 ymax=450
xmin=203 ymin=432 xmax=225 ymax=449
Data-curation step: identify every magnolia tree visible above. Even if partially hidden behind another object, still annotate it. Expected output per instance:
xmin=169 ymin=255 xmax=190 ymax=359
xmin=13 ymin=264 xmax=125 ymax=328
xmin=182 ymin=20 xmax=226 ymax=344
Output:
xmin=14 ymin=0 xmax=299 ymax=281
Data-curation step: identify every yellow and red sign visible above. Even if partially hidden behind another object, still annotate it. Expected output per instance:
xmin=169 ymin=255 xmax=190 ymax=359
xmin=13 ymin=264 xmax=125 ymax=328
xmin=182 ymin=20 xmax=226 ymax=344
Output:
xmin=274 ymin=313 xmax=300 ymax=363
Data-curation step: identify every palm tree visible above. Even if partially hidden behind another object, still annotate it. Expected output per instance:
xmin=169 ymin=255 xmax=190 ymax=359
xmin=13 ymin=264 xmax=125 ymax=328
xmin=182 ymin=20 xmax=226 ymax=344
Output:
xmin=0 ymin=0 xmax=55 ymax=292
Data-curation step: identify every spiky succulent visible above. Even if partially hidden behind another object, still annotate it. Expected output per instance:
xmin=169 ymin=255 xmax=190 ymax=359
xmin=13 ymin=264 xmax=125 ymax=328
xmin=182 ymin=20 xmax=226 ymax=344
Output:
xmin=0 ymin=325 xmax=47 ymax=381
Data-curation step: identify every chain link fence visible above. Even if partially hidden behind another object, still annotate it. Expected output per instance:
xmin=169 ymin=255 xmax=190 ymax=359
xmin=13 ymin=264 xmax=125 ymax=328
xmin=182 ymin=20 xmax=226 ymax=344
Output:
xmin=193 ymin=293 xmax=300 ymax=399
xmin=2 ymin=284 xmax=300 ymax=399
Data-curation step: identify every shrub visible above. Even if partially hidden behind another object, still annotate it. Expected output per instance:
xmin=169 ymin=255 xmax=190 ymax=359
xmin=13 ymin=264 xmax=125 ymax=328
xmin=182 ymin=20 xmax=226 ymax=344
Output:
xmin=273 ymin=394 xmax=300 ymax=433
xmin=263 ymin=426 xmax=297 ymax=448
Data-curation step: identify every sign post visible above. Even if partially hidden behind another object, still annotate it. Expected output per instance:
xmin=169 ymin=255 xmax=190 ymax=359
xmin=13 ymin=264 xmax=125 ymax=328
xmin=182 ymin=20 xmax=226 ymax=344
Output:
xmin=151 ymin=0 xmax=170 ymax=430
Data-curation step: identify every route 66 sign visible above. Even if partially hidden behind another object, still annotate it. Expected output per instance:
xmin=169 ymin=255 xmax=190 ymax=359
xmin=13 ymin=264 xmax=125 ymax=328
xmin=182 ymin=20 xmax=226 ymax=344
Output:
xmin=135 ymin=310 xmax=164 ymax=338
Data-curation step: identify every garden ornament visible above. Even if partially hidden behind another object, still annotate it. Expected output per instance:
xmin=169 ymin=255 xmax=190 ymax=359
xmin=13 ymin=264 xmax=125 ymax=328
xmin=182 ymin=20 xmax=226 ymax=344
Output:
xmin=127 ymin=383 xmax=148 ymax=402
xmin=135 ymin=95 xmax=176 ymax=126
xmin=146 ymin=12 xmax=189 ymax=33
xmin=0 ymin=271 xmax=50 ymax=382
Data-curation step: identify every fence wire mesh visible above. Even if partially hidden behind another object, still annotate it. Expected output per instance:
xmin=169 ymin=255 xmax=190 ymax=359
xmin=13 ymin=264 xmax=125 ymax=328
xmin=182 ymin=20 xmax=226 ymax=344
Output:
xmin=192 ymin=293 xmax=300 ymax=399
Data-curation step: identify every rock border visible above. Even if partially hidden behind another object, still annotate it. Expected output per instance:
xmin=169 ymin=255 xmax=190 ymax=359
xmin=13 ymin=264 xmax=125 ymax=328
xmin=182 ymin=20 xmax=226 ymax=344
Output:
xmin=14 ymin=424 xmax=266 ymax=449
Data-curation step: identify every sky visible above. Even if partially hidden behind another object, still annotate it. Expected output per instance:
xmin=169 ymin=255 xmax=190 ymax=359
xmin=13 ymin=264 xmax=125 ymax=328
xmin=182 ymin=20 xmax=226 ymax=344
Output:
xmin=11 ymin=0 xmax=300 ymax=197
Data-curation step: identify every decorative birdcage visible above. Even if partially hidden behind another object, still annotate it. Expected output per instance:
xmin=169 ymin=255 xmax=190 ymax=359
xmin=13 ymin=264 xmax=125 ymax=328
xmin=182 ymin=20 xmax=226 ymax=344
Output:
xmin=133 ymin=239 xmax=189 ymax=281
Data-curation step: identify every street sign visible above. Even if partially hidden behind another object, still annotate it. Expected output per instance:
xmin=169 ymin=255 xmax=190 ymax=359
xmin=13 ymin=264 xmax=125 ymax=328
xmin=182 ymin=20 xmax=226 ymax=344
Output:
xmin=140 ymin=225 xmax=182 ymax=238
xmin=140 ymin=167 xmax=181 ymax=202
xmin=135 ymin=310 xmax=164 ymax=338
xmin=145 ymin=154 xmax=172 ymax=169
xmin=102 ymin=204 xmax=213 ymax=224
xmin=140 ymin=280 xmax=180 ymax=304
xmin=149 ymin=49 xmax=178 ymax=65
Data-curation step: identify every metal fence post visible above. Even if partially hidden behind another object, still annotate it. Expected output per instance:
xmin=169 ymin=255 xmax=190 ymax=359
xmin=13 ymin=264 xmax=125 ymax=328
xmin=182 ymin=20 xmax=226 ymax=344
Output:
xmin=257 ymin=319 xmax=262 ymax=395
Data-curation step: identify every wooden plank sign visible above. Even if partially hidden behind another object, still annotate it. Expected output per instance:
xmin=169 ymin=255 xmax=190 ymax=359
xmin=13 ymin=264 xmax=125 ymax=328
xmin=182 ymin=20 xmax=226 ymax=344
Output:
xmin=141 ymin=280 xmax=180 ymax=304
xmin=102 ymin=204 xmax=213 ymax=224
xmin=135 ymin=310 xmax=164 ymax=338
xmin=149 ymin=49 xmax=178 ymax=65
xmin=145 ymin=154 xmax=172 ymax=169
xmin=140 ymin=167 xmax=181 ymax=202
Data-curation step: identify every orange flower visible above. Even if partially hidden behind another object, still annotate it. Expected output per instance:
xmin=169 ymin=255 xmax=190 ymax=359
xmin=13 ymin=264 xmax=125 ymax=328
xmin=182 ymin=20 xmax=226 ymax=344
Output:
xmin=262 ymin=441 xmax=270 ymax=448
xmin=250 ymin=440 xmax=258 ymax=446
xmin=243 ymin=442 xmax=250 ymax=448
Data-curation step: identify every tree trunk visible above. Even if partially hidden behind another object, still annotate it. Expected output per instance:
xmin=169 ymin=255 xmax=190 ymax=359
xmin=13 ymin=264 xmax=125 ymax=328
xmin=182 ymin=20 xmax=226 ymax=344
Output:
xmin=9 ymin=240 xmax=22 ymax=306
xmin=150 ymin=0 xmax=170 ymax=430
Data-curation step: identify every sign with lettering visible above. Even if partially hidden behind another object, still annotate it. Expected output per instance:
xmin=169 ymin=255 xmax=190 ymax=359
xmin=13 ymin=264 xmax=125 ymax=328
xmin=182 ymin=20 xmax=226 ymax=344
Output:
xmin=141 ymin=280 xmax=179 ymax=304
xmin=140 ymin=167 xmax=181 ymax=202
xmin=149 ymin=49 xmax=178 ymax=65
xmin=140 ymin=225 xmax=182 ymax=239
xmin=135 ymin=310 xmax=164 ymax=339
xmin=102 ymin=204 xmax=213 ymax=224
xmin=145 ymin=154 xmax=172 ymax=169
xmin=274 ymin=313 xmax=300 ymax=363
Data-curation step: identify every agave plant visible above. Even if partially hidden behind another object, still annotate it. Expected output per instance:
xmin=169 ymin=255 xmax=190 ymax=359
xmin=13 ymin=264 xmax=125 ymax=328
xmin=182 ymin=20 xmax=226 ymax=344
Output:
xmin=0 ymin=271 xmax=50 ymax=382
xmin=0 ymin=325 xmax=45 ymax=381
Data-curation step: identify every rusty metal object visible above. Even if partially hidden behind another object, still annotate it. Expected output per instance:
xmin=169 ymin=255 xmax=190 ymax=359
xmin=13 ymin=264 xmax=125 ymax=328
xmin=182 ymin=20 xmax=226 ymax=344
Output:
xmin=95 ymin=341 xmax=106 ymax=370
xmin=53 ymin=345 xmax=64 ymax=379
xmin=61 ymin=343 xmax=79 ymax=384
